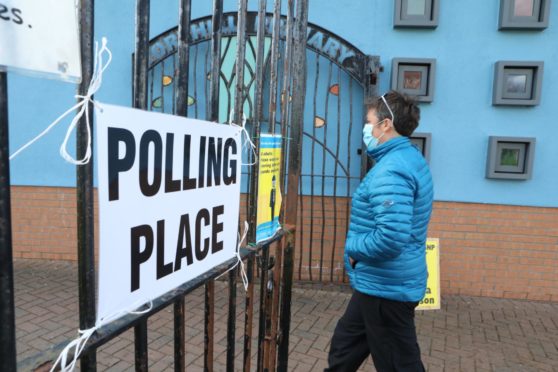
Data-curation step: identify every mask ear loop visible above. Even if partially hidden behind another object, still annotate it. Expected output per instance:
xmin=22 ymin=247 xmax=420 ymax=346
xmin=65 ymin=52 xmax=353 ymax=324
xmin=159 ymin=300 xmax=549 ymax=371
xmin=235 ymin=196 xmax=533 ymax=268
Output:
xmin=380 ymin=94 xmax=395 ymax=125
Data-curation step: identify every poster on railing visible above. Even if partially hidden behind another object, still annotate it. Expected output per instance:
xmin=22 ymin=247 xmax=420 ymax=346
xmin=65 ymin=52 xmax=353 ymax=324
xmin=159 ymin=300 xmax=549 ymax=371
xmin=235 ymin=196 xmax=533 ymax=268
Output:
xmin=95 ymin=104 xmax=241 ymax=322
xmin=417 ymin=238 xmax=441 ymax=310
xmin=255 ymin=134 xmax=282 ymax=243
xmin=0 ymin=0 xmax=81 ymax=82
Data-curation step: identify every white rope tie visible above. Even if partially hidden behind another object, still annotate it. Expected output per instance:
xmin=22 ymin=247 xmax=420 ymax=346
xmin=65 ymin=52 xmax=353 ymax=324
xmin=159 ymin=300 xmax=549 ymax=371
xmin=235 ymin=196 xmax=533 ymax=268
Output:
xmin=10 ymin=37 xmax=112 ymax=164
xmin=216 ymin=221 xmax=250 ymax=291
xmin=228 ymin=110 xmax=257 ymax=166
xmin=50 ymin=299 xmax=153 ymax=372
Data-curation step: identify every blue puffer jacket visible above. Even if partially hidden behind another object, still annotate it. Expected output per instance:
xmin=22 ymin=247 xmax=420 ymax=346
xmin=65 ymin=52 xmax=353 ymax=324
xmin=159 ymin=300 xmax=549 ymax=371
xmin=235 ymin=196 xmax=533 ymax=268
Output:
xmin=345 ymin=136 xmax=433 ymax=302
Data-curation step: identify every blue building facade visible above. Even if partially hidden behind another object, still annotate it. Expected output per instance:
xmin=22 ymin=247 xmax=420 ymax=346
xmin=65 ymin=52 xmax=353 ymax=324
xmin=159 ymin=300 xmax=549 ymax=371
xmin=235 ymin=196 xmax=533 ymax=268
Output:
xmin=6 ymin=0 xmax=558 ymax=300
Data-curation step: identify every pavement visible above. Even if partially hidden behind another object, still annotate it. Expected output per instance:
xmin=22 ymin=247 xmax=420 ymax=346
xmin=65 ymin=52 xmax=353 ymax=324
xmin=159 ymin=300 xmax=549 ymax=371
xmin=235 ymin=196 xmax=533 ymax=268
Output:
xmin=12 ymin=259 xmax=558 ymax=371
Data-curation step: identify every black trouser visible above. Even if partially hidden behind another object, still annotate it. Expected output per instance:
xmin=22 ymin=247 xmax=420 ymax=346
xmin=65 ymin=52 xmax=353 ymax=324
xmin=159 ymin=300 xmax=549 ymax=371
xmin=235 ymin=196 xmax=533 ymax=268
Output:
xmin=326 ymin=290 xmax=424 ymax=372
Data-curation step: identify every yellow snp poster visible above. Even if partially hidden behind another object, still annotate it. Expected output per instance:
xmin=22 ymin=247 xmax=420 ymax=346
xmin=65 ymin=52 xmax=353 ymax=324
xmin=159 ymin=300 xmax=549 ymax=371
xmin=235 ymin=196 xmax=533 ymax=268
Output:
xmin=255 ymin=134 xmax=282 ymax=243
xmin=417 ymin=238 xmax=440 ymax=310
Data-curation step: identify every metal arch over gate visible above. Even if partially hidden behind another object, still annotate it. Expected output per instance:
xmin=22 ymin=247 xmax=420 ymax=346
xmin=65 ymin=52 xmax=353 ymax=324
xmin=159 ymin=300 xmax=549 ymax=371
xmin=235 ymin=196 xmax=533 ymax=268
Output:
xmin=145 ymin=11 xmax=380 ymax=284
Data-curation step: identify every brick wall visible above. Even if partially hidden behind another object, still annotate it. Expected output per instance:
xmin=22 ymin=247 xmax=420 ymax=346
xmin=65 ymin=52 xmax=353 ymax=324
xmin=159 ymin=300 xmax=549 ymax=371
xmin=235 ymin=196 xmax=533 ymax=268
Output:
xmin=428 ymin=202 xmax=558 ymax=302
xmin=292 ymin=198 xmax=558 ymax=302
xmin=10 ymin=186 xmax=558 ymax=301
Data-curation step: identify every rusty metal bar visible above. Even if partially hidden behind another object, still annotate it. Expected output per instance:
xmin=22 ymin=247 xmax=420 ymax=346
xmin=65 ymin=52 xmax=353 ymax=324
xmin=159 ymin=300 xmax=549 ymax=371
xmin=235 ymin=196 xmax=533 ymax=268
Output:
xmin=268 ymin=0 xmax=281 ymax=134
xmin=268 ymin=237 xmax=284 ymax=371
xmin=233 ymin=0 xmax=248 ymax=124
xmin=257 ymin=244 xmax=270 ymax=372
xmin=209 ymin=0 xmax=223 ymax=123
xmin=134 ymin=0 xmax=150 ymax=111
xmin=343 ymin=77 xmax=354 ymax=281
xmin=174 ymin=1 xmax=191 ymax=370
xmin=204 ymin=280 xmax=214 ymax=372
xmin=262 ymin=244 xmax=275 ymax=370
xmin=244 ymin=2 xmax=266 ymax=370
xmin=279 ymin=0 xmax=308 ymax=369
xmin=319 ymin=62 xmax=333 ymax=282
xmin=247 ymin=0 xmax=266 ymax=244
xmin=206 ymin=1 xmax=223 ymax=370
xmin=76 ymin=0 xmax=97 ymax=370
xmin=133 ymin=0 xmax=150 ymax=369
xmin=0 ymin=72 xmax=16 ymax=372
xmin=173 ymin=300 xmax=185 ymax=372
xmin=226 ymin=1 xmax=247 ymax=370
xmin=149 ymin=65 xmax=155 ymax=110
xmin=193 ymin=45 xmax=199 ymax=118
xmin=279 ymin=0 xmax=294 ymax=180
xmin=308 ymin=53 xmax=320 ymax=282
xmin=331 ymin=66 xmax=341 ymax=282
xmin=231 ymin=10 xmax=246 ymax=361
xmin=277 ymin=226 xmax=296 ymax=372
xmin=243 ymin=255 xmax=255 ymax=372
xmin=204 ymin=44 xmax=210 ymax=119
xmin=226 ymin=268 xmax=237 ymax=372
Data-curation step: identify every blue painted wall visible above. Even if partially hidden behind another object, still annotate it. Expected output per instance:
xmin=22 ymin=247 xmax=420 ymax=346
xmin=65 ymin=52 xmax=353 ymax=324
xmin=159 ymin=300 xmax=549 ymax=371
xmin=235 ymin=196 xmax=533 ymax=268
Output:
xmin=7 ymin=0 xmax=558 ymax=207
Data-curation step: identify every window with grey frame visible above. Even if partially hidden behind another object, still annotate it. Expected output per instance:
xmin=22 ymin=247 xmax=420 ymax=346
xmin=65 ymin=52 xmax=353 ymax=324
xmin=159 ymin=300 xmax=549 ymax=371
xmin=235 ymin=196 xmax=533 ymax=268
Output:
xmin=394 ymin=0 xmax=439 ymax=28
xmin=493 ymin=61 xmax=543 ymax=106
xmin=391 ymin=58 xmax=436 ymax=103
xmin=499 ymin=0 xmax=551 ymax=30
xmin=486 ymin=136 xmax=536 ymax=180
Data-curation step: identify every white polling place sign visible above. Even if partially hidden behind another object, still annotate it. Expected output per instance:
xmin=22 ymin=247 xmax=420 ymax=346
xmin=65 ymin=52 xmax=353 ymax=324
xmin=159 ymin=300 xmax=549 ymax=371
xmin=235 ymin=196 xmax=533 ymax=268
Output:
xmin=95 ymin=104 xmax=242 ymax=322
xmin=0 ymin=0 xmax=81 ymax=82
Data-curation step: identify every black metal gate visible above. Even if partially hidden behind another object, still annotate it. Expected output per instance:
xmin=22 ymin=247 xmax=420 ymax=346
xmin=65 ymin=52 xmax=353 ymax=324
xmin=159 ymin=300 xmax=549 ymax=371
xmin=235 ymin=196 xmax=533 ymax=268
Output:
xmin=145 ymin=10 xmax=380 ymax=285
xmin=0 ymin=0 xmax=311 ymax=371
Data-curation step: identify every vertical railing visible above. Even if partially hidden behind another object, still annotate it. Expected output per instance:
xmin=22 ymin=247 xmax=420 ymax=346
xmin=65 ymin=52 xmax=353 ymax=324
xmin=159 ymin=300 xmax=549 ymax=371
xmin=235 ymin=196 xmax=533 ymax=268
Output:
xmin=227 ymin=1 xmax=247 ymax=371
xmin=133 ymin=0 xmax=151 ymax=370
xmin=279 ymin=0 xmax=295 ymax=216
xmin=268 ymin=0 xmax=282 ymax=135
xmin=206 ymin=1 xmax=223 ymax=371
xmin=77 ymin=0 xmax=97 ymax=370
xmin=174 ymin=0 xmax=191 ymax=370
xmin=255 ymin=2 xmax=282 ymax=371
xmin=0 ymin=71 xmax=17 ymax=372
xmin=279 ymin=0 xmax=308 ymax=371
xmin=244 ymin=1 xmax=267 ymax=370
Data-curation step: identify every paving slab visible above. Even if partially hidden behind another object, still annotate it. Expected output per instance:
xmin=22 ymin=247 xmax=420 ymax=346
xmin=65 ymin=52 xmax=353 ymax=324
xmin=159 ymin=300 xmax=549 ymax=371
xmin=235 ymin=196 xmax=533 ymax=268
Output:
xmin=12 ymin=259 xmax=558 ymax=371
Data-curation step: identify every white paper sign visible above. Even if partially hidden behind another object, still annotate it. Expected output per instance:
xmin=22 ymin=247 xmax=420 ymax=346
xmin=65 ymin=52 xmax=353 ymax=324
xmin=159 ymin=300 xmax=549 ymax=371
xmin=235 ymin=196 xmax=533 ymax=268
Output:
xmin=95 ymin=104 xmax=241 ymax=322
xmin=0 ymin=0 xmax=81 ymax=82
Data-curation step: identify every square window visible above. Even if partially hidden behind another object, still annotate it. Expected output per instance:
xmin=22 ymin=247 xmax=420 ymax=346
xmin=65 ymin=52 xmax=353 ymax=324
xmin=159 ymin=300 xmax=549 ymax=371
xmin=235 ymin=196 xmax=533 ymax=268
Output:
xmin=493 ymin=61 xmax=543 ymax=106
xmin=394 ymin=0 xmax=438 ymax=28
xmin=392 ymin=58 xmax=436 ymax=102
xmin=486 ymin=137 xmax=535 ymax=180
xmin=499 ymin=0 xmax=550 ymax=30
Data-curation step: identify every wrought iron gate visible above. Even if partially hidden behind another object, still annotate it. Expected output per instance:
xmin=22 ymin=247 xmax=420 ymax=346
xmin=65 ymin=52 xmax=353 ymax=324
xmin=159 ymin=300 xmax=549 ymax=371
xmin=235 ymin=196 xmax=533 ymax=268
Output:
xmin=1 ymin=0 xmax=311 ymax=371
xmin=145 ymin=11 xmax=380 ymax=285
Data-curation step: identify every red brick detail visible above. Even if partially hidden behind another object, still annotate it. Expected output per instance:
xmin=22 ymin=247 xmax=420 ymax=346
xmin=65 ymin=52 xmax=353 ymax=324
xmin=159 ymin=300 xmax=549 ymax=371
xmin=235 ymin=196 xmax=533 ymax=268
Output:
xmin=9 ymin=186 xmax=558 ymax=301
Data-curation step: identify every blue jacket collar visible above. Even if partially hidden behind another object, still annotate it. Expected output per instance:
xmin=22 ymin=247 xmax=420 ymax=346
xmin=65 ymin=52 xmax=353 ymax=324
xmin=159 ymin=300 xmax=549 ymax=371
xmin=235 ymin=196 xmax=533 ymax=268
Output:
xmin=368 ymin=136 xmax=411 ymax=162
